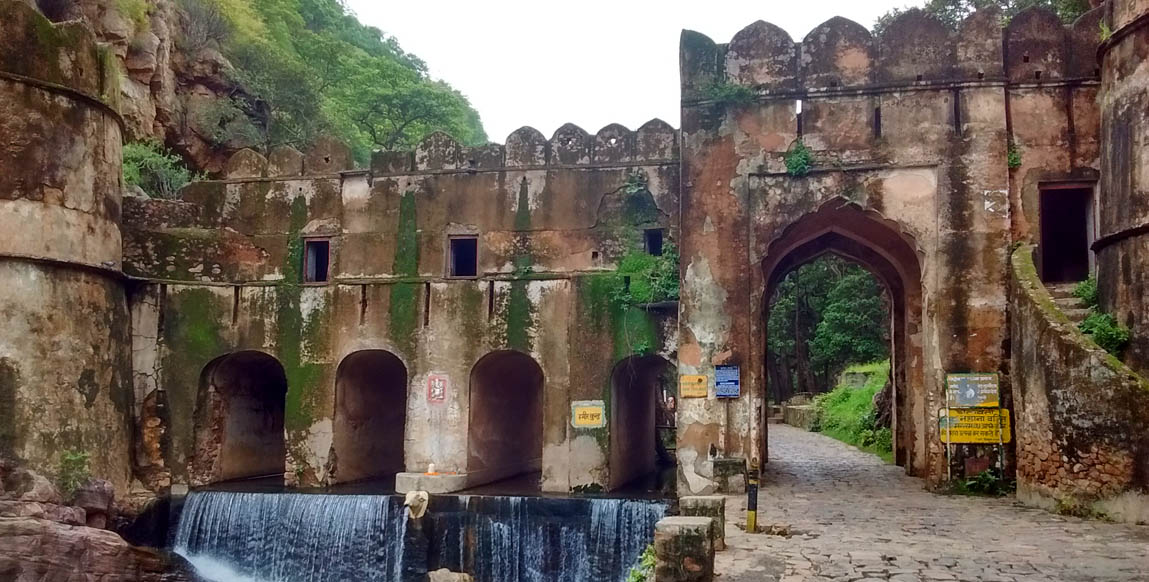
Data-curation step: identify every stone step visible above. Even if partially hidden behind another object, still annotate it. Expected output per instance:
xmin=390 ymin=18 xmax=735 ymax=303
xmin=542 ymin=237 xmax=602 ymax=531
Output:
xmin=1054 ymin=296 xmax=1084 ymax=310
xmin=1062 ymin=307 xmax=1092 ymax=323
xmin=1046 ymin=283 xmax=1078 ymax=300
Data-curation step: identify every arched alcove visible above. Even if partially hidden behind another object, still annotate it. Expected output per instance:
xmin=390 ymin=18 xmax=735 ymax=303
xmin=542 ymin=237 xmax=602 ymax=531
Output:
xmin=761 ymin=200 xmax=924 ymax=474
xmin=196 ymin=351 xmax=287 ymax=483
xmin=332 ymin=349 xmax=408 ymax=483
xmin=609 ymin=354 xmax=675 ymax=490
xmin=468 ymin=350 xmax=544 ymax=487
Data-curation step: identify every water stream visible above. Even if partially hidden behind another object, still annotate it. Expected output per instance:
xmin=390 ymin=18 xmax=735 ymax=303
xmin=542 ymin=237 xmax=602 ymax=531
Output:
xmin=173 ymin=491 xmax=665 ymax=582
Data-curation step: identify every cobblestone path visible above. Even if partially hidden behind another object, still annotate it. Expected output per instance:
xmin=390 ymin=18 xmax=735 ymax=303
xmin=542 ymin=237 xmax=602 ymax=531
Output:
xmin=715 ymin=424 xmax=1149 ymax=582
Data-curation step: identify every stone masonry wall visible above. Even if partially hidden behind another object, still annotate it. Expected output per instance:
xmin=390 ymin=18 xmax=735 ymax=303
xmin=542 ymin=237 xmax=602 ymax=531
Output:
xmin=1097 ymin=0 xmax=1149 ymax=376
xmin=1010 ymin=245 xmax=1149 ymax=524
xmin=677 ymin=6 xmax=1101 ymax=492
xmin=0 ymin=0 xmax=134 ymax=495
xmin=122 ymin=123 xmax=681 ymax=492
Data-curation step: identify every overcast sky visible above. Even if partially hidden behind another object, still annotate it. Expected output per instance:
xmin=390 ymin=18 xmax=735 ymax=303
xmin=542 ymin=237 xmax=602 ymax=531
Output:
xmin=344 ymin=1 xmax=920 ymax=142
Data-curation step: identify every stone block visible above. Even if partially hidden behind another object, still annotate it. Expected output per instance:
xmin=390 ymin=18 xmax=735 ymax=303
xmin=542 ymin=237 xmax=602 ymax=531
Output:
xmin=679 ymin=496 xmax=726 ymax=551
xmin=426 ymin=569 xmax=472 ymax=582
xmin=654 ymin=516 xmax=714 ymax=582
xmin=395 ymin=472 xmax=469 ymax=494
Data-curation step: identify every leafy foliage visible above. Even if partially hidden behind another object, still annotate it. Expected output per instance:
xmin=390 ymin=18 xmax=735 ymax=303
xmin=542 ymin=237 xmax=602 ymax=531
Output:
xmin=174 ymin=0 xmax=487 ymax=165
xmin=1007 ymin=141 xmax=1023 ymax=169
xmin=614 ymin=245 xmax=680 ymax=307
xmin=767 ymin=256 xmax=889 ymax=397
xmin=952 ymin=469 xmax=1015 ymax=497
xmin=701 ymin=81 xmax=756 ymax=105
xmin=123 ymin=141 xmax=199 ymax=199
xmin=785 ymin=139 xmax=814 ymax=177
xmin=810 ymin=361 xmax=893 ymax=462
xmin=1079 ymin=311 xmax=1131 ymax=355
xmin=1099 ymin=20 xmax=1112 ymax=42
xmin=57 ymin=450 xmax=90 ymax=499
xmin=1072 ymin=275 xmax=1098 ymax=308
xmin=626 ymin=544 xmax=656 ymax=582
xmin=874 ymin=0 xmax=1091 ymax=33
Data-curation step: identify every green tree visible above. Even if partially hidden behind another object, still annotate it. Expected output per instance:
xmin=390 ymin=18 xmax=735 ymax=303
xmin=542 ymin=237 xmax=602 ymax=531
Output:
xmin=874 ymin=0 xmax=1092 ymax=33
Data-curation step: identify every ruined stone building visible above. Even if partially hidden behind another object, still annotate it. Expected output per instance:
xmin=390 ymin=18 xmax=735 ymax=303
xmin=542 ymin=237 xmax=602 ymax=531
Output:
xmin=2 ymin=0 xmax=1149 ymax=523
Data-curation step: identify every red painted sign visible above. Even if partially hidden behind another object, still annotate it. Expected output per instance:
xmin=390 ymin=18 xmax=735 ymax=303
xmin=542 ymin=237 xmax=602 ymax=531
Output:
xmin=427 ymin=373 xmax=449 ymax=403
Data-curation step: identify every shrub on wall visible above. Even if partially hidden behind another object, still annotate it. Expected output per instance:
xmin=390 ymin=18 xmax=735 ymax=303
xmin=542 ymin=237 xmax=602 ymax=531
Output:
xmin=785 ymin=139 xmax=814 ymax=177
xmin=123 ymin=141 xmax=199 ymax=199
xmin=1073 ymin=275 xmax=1099 ymax=308
xmin=1079 ymin=311 xmax=1131 ymax=355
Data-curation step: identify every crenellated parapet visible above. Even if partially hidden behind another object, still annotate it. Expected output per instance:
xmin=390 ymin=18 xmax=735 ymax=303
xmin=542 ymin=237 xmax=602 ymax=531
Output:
xmin=683 ymin=6 xmax=1105 ymax=99
xmin=371 ymin=119 xmax=678 ymax=175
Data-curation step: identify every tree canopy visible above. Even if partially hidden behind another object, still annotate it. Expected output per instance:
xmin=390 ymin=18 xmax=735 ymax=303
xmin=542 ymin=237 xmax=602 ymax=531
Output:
xmin=873 ymin=0 xmax=1093 ymax=33
xmin=767 ymin=255 xmax=889 ymax=400
xmin=177 ymin=0 xmax=487 ymax=166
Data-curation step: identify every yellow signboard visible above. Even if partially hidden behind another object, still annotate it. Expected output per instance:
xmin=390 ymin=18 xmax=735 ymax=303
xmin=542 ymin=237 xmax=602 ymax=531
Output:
xmin=680 ymin=375 xmax=708 ymax=398
xmin=571 ymin=400 xmax=606 ymax=428
xmin=938 ymin=408 xmax=1011 ymax=444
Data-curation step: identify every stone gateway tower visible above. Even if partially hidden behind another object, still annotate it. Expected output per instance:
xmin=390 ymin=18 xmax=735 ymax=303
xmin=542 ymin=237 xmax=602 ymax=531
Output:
xmin=2 ymin=0 xmax=1148 ymax=524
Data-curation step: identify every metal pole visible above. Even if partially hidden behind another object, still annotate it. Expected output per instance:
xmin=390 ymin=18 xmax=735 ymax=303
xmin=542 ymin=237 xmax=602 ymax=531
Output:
xmin=944 ymin=376 xmax=952 ymax=485
xmin=746 ymin=458 xmax=759 ymax=534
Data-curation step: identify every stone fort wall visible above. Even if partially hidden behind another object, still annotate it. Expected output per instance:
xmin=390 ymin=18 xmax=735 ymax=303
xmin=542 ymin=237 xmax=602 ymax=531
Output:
xmin=0 ymin=1 xmax=134 ymax=494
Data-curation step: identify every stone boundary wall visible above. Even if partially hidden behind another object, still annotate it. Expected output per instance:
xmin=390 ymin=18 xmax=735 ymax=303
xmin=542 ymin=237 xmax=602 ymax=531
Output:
xmin=1010 ymin=245 xmax=1149 ymax=524
xmin=210 ymin=119 xmax=679 ymax=182
xmin=681 ymin=6 xmax=1103 ymax=99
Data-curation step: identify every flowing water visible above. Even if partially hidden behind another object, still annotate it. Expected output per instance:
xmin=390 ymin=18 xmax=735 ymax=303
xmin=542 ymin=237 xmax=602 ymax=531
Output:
xmin=173 ymin=491 xmax=665 ymax=582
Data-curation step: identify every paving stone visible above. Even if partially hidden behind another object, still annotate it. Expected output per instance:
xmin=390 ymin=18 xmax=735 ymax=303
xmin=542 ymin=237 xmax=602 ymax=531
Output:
xmin=713 ymin=425 xmax=1149 ymax=582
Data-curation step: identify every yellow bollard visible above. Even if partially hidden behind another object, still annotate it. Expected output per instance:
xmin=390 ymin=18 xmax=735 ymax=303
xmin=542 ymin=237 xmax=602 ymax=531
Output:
xmin=746 ymin=458 xmax=759 ymax=533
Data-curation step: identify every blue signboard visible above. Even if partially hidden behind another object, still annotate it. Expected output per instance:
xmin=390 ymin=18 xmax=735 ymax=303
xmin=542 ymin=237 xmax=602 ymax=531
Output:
xmin=715 ymin=365 xmax=740 ymax=398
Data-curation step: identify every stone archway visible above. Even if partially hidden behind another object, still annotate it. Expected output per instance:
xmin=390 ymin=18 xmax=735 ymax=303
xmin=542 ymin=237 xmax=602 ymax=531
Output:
xmin=609 ymin=354 xmax=675 ymax=490
xmin=193 ymin=351 xmax=287 ymax=484
xmin=332 ymin=349 xmax=408 ymax=483
xmin=467 ymin=350 xmax=544 ymax=487
xmin=761 ymin=200 xmax=925 ymax=474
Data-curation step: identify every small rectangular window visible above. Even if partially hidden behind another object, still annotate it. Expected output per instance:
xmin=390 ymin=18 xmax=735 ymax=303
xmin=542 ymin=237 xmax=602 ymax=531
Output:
xmin=303 ymin=239 xmax=330 ymax=283
xmin=644 ymin=228 xmax=665 ymax=256
xmin=450 ymin=237 xmax=478 ymax=277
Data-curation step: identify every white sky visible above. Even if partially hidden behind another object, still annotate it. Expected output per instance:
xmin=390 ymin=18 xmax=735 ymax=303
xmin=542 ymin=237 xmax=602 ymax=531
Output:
xmin=344 ymin=1 xmax=921 ymax=143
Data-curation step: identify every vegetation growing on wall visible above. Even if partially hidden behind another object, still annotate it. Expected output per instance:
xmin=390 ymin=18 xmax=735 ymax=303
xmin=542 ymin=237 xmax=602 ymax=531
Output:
xmin=874 ymin=0 xmax=1091 ymax=33
xmin=1007 ymin=141 xmax=1023 ymax=169
xmin=701 ymin=81 xmax=756 ymax=105
xmin=809 ymin=361 xmax=893 ymax=463
xmin=1072 ymin=275 xmax=1132 ymax=355
xmin=174 ymin=0 xmax=486 ymax=165
xmin=785 ymin=139 xmax=814 ymax=177
xmin=56 ymin=450 xmax=90 ymax=498
xmin=278 ymin=196 xmax=327 ymax=431
xmin=625 ymin=544 xmax=656 ymax=582
xmin=767 ymin=255 xmax=889 ymax=401
xmin=123 ymin=141 xmax=200 ymax=199
xmin=389 ymin=190 xmax=420 ymax=357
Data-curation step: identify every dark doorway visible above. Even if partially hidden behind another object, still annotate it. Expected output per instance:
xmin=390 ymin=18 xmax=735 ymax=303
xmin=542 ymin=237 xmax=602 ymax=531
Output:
xmin=1039 ymin=187 xmax=1092 ymax=283
xmin=333 ymin=350 xmax=408 ymax=483
xmin=468 ymin=351 xmax=544 ymax=488
xmin=609 ymin=355 xmax=675 ymax=490
xmin=196 ymin=352 xmax=287 ymax=483
xmin=450 ymin=237 xmax=478 ymax=277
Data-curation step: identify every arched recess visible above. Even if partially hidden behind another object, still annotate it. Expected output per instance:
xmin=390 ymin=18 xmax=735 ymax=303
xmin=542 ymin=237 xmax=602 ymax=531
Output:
xmin=194 ymin=351 xmax=287 ymax=483
xmin=609 ymin=354 xmax=676 ymax=490
xmin=332 ymin=350 xmax=408 ymax=483
xmin=468 ymin=350 xmax=544 ymax=486
xmin=760 ymin=199 xmax=925 ymax=474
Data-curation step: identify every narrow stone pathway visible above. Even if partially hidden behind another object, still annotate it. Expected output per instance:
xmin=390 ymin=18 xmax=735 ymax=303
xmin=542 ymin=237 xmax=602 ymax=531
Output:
xmin=716 ymin=424 xmax=1149 ymax=582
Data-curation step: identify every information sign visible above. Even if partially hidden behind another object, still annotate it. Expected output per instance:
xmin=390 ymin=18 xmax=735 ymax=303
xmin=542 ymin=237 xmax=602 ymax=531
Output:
xmin=938 ymin=408 xmax=1011 ymax=444
xmin=945 ymin=373 xmax=1000 ymax=407
xmin=680 ymin=375 xmax=708 ymax=398
xmin=571 ymin=400 xmax=606 ymax=428
xmin=715 ymin=365 xmax=740 ymax=398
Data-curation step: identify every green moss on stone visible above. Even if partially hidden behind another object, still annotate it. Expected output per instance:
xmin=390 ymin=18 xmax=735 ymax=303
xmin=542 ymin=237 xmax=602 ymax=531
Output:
xmin=393 ymin=191 xmax=419 ymax=277
xmin=277 ymin=196 xmax=326 ymax=431
xmin=388 ymin=190 xmax=421 ymax=359
xmin=502 ymin=179 xmax=536 ymax=352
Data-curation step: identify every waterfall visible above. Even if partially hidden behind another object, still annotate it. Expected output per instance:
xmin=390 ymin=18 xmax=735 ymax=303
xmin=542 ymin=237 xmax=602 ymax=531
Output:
xmin=173 ymin=491 xmax=665 ymax=582
xmin=174 ymin=492 xmax=406 ymax=582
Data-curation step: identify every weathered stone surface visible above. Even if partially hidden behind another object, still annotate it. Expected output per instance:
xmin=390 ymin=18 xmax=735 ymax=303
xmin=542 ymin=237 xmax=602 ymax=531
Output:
xmin=72 ymin=479 xmax=114 ymax=528
xmin=1 ymin=469 xmax=62 ymax=505
xmin=426 ymin=569 xmax=472 ymax=582
xmin=0 ymin=516 xmax=193 ymax=581
xmin=680 ymin=495 xmax=726 ymax=551
xmin=654 ymin=516 xmax=715 ymax=582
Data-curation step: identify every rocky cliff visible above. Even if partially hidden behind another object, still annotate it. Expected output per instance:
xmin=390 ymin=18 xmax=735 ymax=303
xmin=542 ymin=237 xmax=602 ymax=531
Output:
xmin=28 ymin=0 xmax=243 ymax=173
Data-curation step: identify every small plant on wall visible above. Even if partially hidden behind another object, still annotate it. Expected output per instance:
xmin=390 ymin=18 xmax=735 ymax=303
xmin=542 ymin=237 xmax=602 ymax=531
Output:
xmin=57 ymin=450 xmax=90 ymax=499
xmin=785 ymin=139 xmax=814 ymax=177
xmin=701 ymin=81 xmax=756 ymax=106
xmin=1007 ymin=140 xmax=1023 ymax=169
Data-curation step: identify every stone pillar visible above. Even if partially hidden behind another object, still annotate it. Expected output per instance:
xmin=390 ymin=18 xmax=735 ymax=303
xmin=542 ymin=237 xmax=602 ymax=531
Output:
xmin=679 ymin=496 xmax=726 ymax=551
xmin=653 ymin=516 xmax=714 ymax=582
xmin=1098 ymin=0 xmax=1149 ymax=375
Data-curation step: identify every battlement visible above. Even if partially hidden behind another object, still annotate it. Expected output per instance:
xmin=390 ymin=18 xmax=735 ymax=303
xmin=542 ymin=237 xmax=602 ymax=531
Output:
xmin=683 ymin=6 xmax=1105 ymax=99
xmin=0 ymin=0 xmax=118 ymax=103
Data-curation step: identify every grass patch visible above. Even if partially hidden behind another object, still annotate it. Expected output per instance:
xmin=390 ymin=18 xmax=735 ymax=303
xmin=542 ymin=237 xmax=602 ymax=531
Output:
xmin=811 ymin=360 xmax=893 ymax=463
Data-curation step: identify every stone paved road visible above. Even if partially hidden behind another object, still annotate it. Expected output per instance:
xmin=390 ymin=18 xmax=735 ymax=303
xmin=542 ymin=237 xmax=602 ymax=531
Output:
xmin=716 ymin=424 xmax=1149 ymax=582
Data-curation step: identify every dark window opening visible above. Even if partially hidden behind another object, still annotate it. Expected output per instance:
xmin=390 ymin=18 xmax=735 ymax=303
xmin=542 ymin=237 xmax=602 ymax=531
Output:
xmin=304 ymin=240 xmax=330 ymax=283
xmin=644 ymin=228 xmax=665 ymax=256
xmin=952 ymin=89 xmax=963 ymax=134
xmin=450 ymin=237 xmax=478 ymax=277
xmin=873 ymin=106 xmax=882 ymax=138
xmin=1039 ymin=187 xmax=1092 ymax=283
xmin=796 ymin=99 xmax=804 ymax=137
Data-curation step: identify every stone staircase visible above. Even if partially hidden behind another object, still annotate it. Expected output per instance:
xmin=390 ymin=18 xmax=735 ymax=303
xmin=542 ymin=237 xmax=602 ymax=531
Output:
xmin=1045 ymin=282 xmax=1090 ymax=326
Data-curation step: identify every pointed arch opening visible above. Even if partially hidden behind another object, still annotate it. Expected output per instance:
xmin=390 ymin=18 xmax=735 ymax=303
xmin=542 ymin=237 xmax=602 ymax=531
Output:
xmin=761 ymin=200 xmax=925 ymax=474
xmin=194 ymin=351 xmax=287 ymax=484
xmin=609 ymin=354 xmax=676 ymax=491
xmin=332 ymin=349 xmax=408 ymax=483
xmin=467 ymin=350 xmax=544 ymax=488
